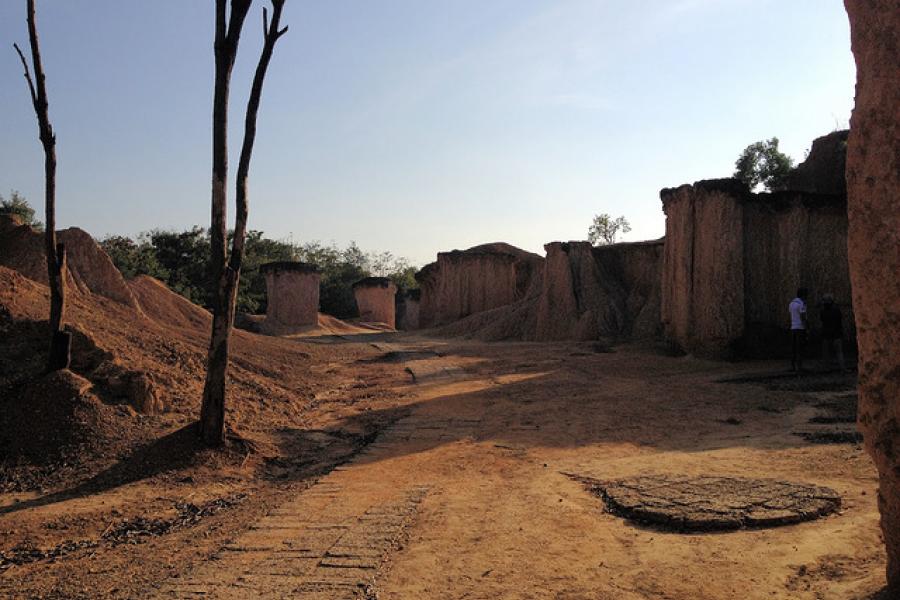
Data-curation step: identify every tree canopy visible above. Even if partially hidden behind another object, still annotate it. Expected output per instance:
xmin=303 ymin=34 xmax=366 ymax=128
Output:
xmin=100 ymin=229 xmax=418 ymax=318
xmin=734 ymin=137 xmax=794 ymax=191
xmin=588 ymin=213 xmax=631 ymax=245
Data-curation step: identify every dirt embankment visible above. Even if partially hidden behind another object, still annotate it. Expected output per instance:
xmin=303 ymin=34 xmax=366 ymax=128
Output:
xmin=845 ymin=0 xmax=900 ymax=591
xmin=0 ymin=220 xmax=411 ymax=598
xmin=660 ymin=179 xmax=852 ymax=358
xmin=0 ymin=219 xmax=390 ymax=492
xmin=0 ymin=215 xmax=140 ymax=311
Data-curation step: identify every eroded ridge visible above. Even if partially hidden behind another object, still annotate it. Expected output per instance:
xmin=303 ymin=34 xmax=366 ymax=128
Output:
xmin=578 ymin=475 xmax=841 ymax=531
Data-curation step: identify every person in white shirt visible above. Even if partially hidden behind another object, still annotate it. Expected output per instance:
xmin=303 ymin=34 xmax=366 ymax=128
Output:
xmin=789 ymin=287 xmax=809 ymax=372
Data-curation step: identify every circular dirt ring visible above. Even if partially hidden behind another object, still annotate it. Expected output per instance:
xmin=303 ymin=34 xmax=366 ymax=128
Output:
xmin=588 ymin=475 xmax=841 ymax=531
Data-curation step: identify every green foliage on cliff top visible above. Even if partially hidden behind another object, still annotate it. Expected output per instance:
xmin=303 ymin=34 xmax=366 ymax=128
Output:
xmin=0 ymin=191 xmax=43 ymax=230
xmin=588 ymin=213 xmax=631 ymax=245
xmin=734 ymin=137 xmax=794 ymax=191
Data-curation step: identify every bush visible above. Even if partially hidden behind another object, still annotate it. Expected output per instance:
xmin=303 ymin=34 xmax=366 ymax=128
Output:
xmin=0 ymin=191 xmax=43 ymax=230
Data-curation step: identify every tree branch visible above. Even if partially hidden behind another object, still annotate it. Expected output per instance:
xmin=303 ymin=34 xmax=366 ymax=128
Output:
xmin=228 ymin=0 xmax=287 ymax=270
xmin=13 ymin=43 xmax=38 ymax=107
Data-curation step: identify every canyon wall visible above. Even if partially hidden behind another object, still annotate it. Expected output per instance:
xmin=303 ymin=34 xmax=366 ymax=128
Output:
xmin=353 ymin=277 xmax=397 ymax=328
xmin=416 ymin=243 xmax=543 ymax=328
xmin=595 ymin=240 xmax=663 ymax=339
xmin=396 ymin=289 xmax=420 ymax=330
xmin=660 ymin=180 xmax=852 ymax=357
xmin=782 ymin=130 xmax=848 ymax=195
xmin=418 ymin=239 xmax=662 ymax=342
xmin=844 ymin=0 xmax=900 ymax=590
xmin=534 ymin=240 xmax=662 ymax=341
xmin=661 ymin=180 xmax=746 ymax=356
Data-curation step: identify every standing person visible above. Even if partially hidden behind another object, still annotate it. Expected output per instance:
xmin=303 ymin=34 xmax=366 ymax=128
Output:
xmin=789 ymin=288 xmax=809 ymax=372
xmin=820 ymin=294 xmax=846 ymax=372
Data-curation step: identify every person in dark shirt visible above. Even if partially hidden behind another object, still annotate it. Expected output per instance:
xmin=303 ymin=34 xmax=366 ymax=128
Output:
xmin=820 ymin=294 xmax=846 ymax=372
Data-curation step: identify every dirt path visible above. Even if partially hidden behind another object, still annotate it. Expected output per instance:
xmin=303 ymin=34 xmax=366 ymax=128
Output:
xmin=148 ymin=338 xmax=886 ymax=599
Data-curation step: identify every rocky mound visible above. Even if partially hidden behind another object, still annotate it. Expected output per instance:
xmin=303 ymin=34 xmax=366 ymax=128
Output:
xmin=435 ymin=297 xmax=539 ymax=342
xmin=0 ymin=214 xmax=140 ymax=311
xmin=129 ymin=275 xmax=211 ymax=331
xmin=0 ymin=369 xmax=138 ymax=464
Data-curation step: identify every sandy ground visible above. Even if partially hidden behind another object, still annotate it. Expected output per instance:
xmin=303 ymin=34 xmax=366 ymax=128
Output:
xmin=0 ymin=334 xmax=888 ymax=599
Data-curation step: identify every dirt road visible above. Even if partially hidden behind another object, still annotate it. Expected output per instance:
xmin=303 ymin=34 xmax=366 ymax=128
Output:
xmin=157 ymin=338 xmax=886 ymax=599
xmin=1 ymin=336 xmax=888 ymax=598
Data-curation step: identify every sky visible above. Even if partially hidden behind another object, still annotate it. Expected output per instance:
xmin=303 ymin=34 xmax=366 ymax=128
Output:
xmin=1 ymin=1 xmax=856 ymax=267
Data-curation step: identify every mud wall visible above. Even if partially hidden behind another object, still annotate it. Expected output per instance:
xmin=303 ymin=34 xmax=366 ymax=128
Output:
xmin=534 ymin=241 xmax=663 ymax=341
xmin=782 ymin=130 xmax=848 ymax=195
xmin=353 ymin=277 xmax=397 ymax=328
xmin=396 ymin=289 xmax=420 ymax=330
xmin=660 ymin=180 xmax=852 ymax=357
xmin=260 ymin=262 xmax=320 ymax=334
xmin=845 ymin=0 xmax=900 ymax=590
xmin=661 ymin=180 xmax=746 ymax=356
xmin=595 ymin=240 xmax=663 ymax=339
xmin=416 ymin=243 xmax=543 ymax=328
xmin=0 ymin=215 xmax=141 ymax=311
xmin=742 ymin=194 xmax=852 ymax=352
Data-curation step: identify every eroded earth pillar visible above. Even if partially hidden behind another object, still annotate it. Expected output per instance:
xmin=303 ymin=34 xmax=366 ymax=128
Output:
xmin=844 ymin=0 xmax=900 ymax=590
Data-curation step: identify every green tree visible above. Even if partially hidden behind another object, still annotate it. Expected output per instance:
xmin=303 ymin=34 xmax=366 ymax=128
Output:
xmin=149 ymin=227 xmax=213 ymax=306
xmin=588 ymin=213 xmax=631 ymax=245
xmin=235 ymin=230 xmax=295 ymax=313
xmin=0 ymin=191 xmax=43 ymax=229
xmin=99 ymin=234 xmax=168 ymax=280
xmin=734 ymin=137 xmax=794 ymax=191
xmin=389 ymin=265 xmax=419 ymax=292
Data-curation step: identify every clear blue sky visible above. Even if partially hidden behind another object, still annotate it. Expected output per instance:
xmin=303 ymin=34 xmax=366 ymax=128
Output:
xmin=1 ymin=1 xmax=855 ymax=266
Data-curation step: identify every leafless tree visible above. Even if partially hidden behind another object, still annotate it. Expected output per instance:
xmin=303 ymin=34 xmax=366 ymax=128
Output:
xmin=200 ymin=0 xmax=288 ymax=446
xmin=14 ymin=0 xmax=69 ymax=371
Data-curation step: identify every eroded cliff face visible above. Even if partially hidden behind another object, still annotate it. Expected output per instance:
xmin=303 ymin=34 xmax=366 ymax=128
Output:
xmin=783 ymin=129 xmax=848 ymax=195
xmin=845 ymin=0 xmax=900 ymax=590
xmin=595 ymin=240 xmax=663 ymax=339
xmin=0 ymin=215 xmax=140 ymax=311
xmin=660 ymin=180 xmax=853 ymax=358
xmin=535 ymin=242 xmax=622 ymax=341
xmin=396 ymin=290 xmax=420 ymax=330
xmin=661 ymin=181 xmax=746 ymax=357
xmin=533 ymin=241 xmax=661 ymax=341
xmin=416 ymin=243 xmax=543 ymax=328
xmin=260 ymin=263 xmax=320 ymax=334
xmin=418 ymin=239 xmax=662 ymax=342
xmin=353 ymin=277 xmax=397 ymax=329
xmin=743 ymin=194 xmax=853 ymax=352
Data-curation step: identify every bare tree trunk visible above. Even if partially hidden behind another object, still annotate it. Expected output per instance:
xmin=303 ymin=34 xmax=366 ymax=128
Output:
xmin=200 ymin=0 xmax=287 ymax=446
xmin=14 ymin=0 xmax=69 ymax=372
